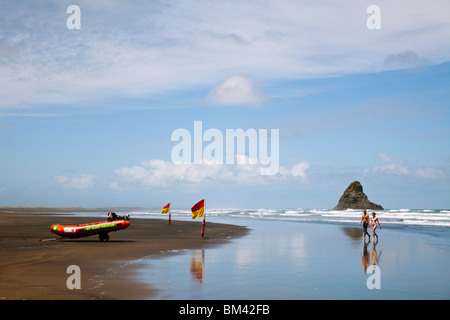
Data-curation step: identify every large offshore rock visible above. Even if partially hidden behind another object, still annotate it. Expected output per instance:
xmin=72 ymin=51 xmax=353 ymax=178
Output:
xmin=334 ymin=181 xmax=384 ymax=210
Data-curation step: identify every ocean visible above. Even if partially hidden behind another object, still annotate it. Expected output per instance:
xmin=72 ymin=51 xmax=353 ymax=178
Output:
xmin=123 ymin=208 xmax=450 ymax=229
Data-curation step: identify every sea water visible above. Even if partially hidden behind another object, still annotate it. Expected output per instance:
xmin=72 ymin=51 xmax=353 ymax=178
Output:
xmin=126 ymin=208 xmax=450 ymax=229
xmin=71 ymin=208 xmax=450 ymax=229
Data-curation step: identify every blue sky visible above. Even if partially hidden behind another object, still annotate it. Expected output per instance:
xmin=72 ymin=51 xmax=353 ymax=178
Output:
xmin=0 ymin=0 xmax=449 ymax=209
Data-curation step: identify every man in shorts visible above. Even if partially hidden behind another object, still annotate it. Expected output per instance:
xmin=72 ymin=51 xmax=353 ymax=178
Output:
xmin=360 ymin=209 xmax=371 ymax=242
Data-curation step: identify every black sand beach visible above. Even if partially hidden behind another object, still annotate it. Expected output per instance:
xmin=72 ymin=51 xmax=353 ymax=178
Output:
xmin=0 ymin=207 xmax=248 ymax=300
xmin=1 ymin=207 xmax=449 ymax=300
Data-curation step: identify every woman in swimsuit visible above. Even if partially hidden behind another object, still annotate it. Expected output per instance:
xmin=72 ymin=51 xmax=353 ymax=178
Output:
xmin=371 ymin=212 xmax=381 ymax=240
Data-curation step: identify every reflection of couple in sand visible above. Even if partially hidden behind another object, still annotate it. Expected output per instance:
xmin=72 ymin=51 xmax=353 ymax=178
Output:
xmin=359 ymin=209 xmax=382 ymax=242
xmin=360 ymin=237 xmax=382 ymax=273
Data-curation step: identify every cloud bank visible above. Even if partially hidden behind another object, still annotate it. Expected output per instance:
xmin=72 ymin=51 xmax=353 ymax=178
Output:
xmin=369 ymin=153 xmax=445 ymax=179
xmin=1 ymin=0 xmax=450 ymax=109
xmin=113 ymin=158 xmax=310 ymax=189
xmin=55 ymin=173 xmax=96 ymax=190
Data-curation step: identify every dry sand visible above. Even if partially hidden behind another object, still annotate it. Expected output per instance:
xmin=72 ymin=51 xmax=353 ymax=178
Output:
xmin=0 ymin=207 xmax=248 ymax=300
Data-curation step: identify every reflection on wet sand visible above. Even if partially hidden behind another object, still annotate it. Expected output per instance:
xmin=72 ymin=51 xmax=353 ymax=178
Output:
xmin=360 ymin=239 xmax=382 ymax=273
xmin=341 ymin=226 xmax=382 ymax=273
xmin=190 ymin=249 xmax=205 ymax=284
xmin=341 ymin=226 xmax=362 ymax=246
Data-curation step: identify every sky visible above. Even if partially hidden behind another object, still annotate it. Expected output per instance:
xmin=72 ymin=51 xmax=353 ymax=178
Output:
xmin=0 ymin=0 xmax=449 ymax=209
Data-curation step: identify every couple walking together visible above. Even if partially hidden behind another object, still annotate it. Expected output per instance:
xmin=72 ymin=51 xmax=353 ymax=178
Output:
xmin=360 ymin=209 xmax=381 ymax=241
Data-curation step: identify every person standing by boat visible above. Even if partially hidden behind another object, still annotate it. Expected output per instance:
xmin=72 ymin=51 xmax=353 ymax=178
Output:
xmin=360 ymin=209 xmax=371 ymax=241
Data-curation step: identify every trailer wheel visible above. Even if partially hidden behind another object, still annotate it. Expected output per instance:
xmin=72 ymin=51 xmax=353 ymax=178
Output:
xmin=99 ymin=232 xmax=109 ymax=242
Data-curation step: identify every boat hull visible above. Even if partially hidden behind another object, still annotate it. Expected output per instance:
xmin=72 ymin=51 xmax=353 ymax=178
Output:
xmin=50 ymin=220 xmax=130 ymax=239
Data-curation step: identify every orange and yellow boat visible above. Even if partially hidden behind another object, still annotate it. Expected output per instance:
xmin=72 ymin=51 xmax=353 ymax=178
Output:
xmin=50 ymin=214 xmax=130 ymax=241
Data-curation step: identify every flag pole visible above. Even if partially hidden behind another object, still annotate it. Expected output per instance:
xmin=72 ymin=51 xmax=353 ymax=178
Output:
xmin=162 ymin=203 xmax=171 ymax=224
xmin=201 ymin=214 xmax=206 ymax=238
xmin=202 ymin=199 xmax=206 ymax=238
xmin=201 ymin=199 xmax=205 ymax=238
xmin=191 ymin=199 xmax=205 ymax=238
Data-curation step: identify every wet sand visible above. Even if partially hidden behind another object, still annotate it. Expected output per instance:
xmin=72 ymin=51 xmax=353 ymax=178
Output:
xmin=0 ymin=207 xmax=248 ymax=300
xmin=136 ymin=220 xmax=450 ymax=300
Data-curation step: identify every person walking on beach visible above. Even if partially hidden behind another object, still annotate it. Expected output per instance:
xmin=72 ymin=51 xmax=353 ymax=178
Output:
xmin=371 ymin=212 xmax=382 ymax=241
xmin=360 ymin=209 xmax=371 ymax=241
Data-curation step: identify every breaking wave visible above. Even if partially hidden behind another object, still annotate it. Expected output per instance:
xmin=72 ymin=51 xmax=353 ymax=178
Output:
xmin=126 ymin=208 xmax=450 ymax=228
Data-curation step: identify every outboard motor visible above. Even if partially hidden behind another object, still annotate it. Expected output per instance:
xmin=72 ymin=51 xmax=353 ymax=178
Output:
xmin=107 ymin=212 xmax=118 ymax=221
xmin=107 ymin=212 xmax=130 ymax=221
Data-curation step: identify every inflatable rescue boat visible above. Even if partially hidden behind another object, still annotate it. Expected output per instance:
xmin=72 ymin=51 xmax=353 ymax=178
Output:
xmin=50 ymin=213 xmax=130 ymax=241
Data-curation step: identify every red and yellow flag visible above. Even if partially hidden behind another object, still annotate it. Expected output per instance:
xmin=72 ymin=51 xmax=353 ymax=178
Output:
xmin=191 ymin=199 xmax=205 ymax=219
xmin=161 ymin=202 xmax=170 ymax=214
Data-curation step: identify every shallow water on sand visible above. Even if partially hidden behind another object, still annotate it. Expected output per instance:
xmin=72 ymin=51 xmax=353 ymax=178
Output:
xmin=134 ymin=220 xmax=450 ymax=299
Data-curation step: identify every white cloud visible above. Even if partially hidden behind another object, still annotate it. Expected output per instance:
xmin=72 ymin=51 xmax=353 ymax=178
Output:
xmin=413 ymin=167 xmax=446 ymax=179
xmin=290 ymin=161 xmax=311 ymax=178
xmin=373 ymin=153 xmax=410 ymax=175
xmin=207 ymin=75 xmax=265 ymax=107
xmin=113 ymin=158 xmax=309 ymax=189
xmin=55 ymin=173 xmax=96 ymax=190
xmin=370 ymin=153 xmax=445 ymax=179
xmin=108 ymin=181 xmax=122 ymax=190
